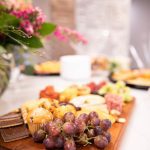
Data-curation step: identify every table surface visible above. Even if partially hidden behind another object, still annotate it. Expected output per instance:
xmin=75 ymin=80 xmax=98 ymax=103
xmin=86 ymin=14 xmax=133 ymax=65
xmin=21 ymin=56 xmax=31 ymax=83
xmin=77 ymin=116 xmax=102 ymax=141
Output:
xmin=0 ymin=68 xmax=150 ymax=150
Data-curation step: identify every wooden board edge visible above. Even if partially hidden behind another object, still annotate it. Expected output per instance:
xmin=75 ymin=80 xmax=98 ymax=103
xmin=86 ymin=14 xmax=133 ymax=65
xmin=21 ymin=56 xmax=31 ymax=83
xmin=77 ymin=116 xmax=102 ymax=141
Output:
xmin=113 ymin=100 xmax=135 ymax=150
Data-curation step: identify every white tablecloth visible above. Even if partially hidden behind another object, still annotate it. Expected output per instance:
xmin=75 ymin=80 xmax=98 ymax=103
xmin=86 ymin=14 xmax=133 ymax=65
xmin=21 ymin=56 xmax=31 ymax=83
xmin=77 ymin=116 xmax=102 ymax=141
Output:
xmin=0 ymin=68 xmax=150 ymax=150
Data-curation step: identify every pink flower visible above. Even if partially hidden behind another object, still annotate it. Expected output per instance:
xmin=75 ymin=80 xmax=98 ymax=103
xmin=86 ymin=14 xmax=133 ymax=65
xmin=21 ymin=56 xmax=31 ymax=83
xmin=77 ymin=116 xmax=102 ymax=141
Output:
xmin=20 ymin=20 xmax=34 ymax=35
xmin=53 ymin=26 xmax=88 ymax=44
xmin=54 ymin=26 xmax=68 ymax=41
xmin=11 ymin=7 xmax=45 ymax=35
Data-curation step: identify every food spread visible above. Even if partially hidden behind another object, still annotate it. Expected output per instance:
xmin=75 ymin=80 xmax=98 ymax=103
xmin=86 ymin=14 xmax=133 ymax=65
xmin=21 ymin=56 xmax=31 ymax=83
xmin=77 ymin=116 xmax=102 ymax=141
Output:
xmin=111 ymin=69 xmax=150 ymax=87
xmin=0 ymin=81 xmax=134 ymax=150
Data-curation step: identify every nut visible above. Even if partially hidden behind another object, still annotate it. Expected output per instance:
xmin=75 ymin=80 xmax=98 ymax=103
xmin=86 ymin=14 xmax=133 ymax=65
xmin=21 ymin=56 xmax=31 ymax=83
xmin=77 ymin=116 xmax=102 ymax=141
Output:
xmin=110 ymin=109 xmax=121 ymax=116
xmin=117 ymin=118 xmax=126 ymax=123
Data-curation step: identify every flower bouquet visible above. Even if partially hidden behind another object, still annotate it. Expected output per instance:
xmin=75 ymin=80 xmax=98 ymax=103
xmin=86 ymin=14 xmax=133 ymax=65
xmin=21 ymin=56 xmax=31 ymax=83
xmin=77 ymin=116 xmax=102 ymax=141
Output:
xmin=0 ymin=0 xmax=87 ymax=50
xmin=0 ymin=0 xmax=87 ymax=95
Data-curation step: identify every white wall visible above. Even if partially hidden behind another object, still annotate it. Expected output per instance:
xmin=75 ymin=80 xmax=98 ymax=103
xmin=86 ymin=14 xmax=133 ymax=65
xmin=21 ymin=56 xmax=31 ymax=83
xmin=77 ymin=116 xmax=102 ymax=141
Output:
xmin=32 ymin=0 xmax=131 ymax=59
xmin=75 ymin=0 xmax=131 ymax=57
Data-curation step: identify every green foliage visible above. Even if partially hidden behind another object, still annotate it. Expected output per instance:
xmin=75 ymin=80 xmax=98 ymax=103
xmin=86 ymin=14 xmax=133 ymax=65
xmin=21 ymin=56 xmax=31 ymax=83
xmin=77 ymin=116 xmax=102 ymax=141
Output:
xmin=0 ymin=12 xmax=56 ymax=49
xmin=23 ymin=36 xmax=44 ymax=48
xmin=38 ymin=22 xmax=56 ymax=36
xmin=0 ymin=13 xmax=20 ymax=28
xmin=4 ymin=32 xmax=43 ymax=48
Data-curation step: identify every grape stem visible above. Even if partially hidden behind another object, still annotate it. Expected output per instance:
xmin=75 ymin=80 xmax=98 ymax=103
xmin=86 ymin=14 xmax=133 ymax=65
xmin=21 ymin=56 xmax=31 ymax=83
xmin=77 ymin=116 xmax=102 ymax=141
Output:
xmin=87 ymin=125 xmax=94 ymax=129
xmin=83 ymin=141 xmax=92 ymax=147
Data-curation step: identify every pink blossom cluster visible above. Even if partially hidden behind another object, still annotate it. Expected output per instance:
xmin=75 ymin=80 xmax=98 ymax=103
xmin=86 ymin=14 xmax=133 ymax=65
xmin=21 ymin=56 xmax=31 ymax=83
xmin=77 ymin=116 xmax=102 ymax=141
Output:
xmin=54 ymin=26 xmax=88 ymax=44
xmin=1 ymin=0 xmax=88 ymax=45
xmin=11 ymin=7 xmax=45 ymax=35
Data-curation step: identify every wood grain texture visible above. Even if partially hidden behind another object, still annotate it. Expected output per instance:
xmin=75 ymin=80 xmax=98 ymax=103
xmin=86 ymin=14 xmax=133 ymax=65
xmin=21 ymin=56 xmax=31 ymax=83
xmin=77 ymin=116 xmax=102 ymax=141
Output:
xmin=0 ymin=100 xmax=135 ymax=150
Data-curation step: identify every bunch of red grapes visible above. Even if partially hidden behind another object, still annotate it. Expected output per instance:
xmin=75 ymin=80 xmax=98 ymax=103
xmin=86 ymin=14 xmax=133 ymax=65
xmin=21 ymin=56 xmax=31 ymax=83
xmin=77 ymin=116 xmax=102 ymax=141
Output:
xmin=33 ymin=111 xmax=112 ymax=150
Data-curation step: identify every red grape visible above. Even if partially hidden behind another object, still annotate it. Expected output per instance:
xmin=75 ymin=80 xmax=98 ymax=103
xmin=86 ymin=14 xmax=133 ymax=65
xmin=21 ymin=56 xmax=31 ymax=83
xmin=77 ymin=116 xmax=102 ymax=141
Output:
xmin=41 ymin=112 xmax=111 ymax=150
xmin=90 ymin=117 xmax=100 ymax=126
xmin=55 ymin=136 xmax=64 ymax=148
xmin=75 ymin=120 xmax=86 ymax=133
xmin=48 ymin=122 xmax=61 ymax=137
xmin=64 ymin=139 xmax=76 ymax=150
xmin=44 ymin=122 xmax=53 ymax=133
xmin=33 ymin=129 xmax=46 ymax=143
xmin=94 ymin=135 xmax=108 ymax=149
xmin=100 ymin=119 xmax=112 ymax=131
xmin=94 ymin=126 xmax=102 ymax=135
xmin=77 ymin=113 xmax=89 ymax=123
xmin=63 ymin=122 xmax=76 ymax=135
xmin=89 ymin=111 xmax=99 ymax=120
xmin=102 ymin=131 xmax=111 ymax=143
xmin=63 ymin=112 xmax=75 ymax=122
xmin=43 ymin=136 xmax=55 ymax=149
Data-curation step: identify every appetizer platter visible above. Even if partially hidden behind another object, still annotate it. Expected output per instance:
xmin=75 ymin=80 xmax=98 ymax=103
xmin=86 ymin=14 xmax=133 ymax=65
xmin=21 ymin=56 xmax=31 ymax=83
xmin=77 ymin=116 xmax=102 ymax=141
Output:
xmin=21 ymin=61 xmax=60 ymax=76
xmin=109 ymin=69 xmax=150 ymax=90
xmin=91 ymin=57 xmax=120 ymax=74
xmin=0 ymin=81 xmax=135 ymax=150
xmin=21 ymin=56 xmax=119 ymax=77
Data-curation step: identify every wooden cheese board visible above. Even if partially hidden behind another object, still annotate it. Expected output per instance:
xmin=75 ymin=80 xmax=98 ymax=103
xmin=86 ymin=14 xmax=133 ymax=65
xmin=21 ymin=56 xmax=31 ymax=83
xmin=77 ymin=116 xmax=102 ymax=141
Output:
xmin=0 ymin=100 xmax=135 ymax=150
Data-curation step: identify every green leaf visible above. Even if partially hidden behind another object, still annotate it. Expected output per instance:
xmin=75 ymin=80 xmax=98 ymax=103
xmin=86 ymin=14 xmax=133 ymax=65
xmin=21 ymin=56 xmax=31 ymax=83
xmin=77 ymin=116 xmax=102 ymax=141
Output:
xmin=0 ymin=13 xmax=19 ymax=28
xmin=38 ymin=22 xmax=56 ymax=36
xmin=24 ymin=36 xmax=43 ymax=48
xmin=2 ymin=31 xmax=43 ymax=48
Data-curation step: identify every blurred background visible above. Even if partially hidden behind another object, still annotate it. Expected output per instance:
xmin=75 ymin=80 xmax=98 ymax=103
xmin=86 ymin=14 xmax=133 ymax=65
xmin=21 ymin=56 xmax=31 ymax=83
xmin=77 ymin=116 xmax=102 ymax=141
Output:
xmin=31 ymin=0 xmax=150 ymax=68
xmin=32 ymin=0 xmax=130 ymax=59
